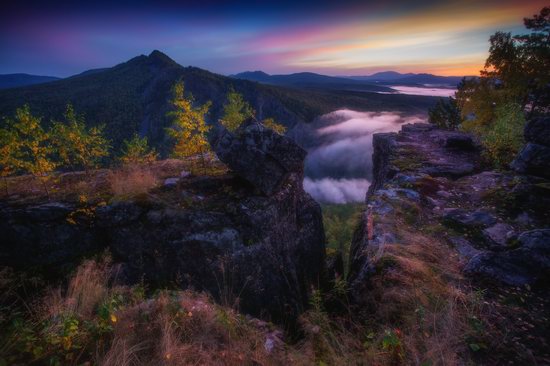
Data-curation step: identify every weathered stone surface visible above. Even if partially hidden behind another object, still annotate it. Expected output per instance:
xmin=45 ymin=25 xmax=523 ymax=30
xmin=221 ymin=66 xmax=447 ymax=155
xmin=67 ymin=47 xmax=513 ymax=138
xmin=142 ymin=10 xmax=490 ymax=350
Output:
xmin=482 ymin=223 xmax=515 ymax=248
xmin=443 ymin=133 xmax=480 ymax=151
xmin=1 ymin=173 xmax=325 ymax=322
xmin=464 ymin=229 xmax=550 ymax=285
xmin=350 ymin=121 xmax=550 ymax=298
xmin=511 ymin=143 xmax=550 ymax=179
xmin=213 ymin=118 xmax=307 ymax=195
xmin=443 ymin=208 xmax=497 ymax=229
xmin=524 ymin=116 xmax=550 ymax=147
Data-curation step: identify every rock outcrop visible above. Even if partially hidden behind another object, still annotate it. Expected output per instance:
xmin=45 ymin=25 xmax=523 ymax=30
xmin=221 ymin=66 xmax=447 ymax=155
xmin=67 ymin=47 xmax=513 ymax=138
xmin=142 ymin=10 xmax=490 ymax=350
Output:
xmin=213 ymin=118 xmax=307 ymax=195
xmin=0 ymin=124 xmax=325 ymax=323
xmin=349 ymin=123 xmax=550 ymax=300
xmin=511 ymin=116 xmax=550 ymax=179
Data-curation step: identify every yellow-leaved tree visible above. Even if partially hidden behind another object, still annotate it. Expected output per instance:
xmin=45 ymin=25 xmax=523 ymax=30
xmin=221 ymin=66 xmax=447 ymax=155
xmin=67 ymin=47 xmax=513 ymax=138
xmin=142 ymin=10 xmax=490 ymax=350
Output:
xmin=50 ymin=104 xmax=110 ymax=175
xmin=220 ymin=89 xmax=286 ymax=134
xmin=6 ymin=105 xmax=57 ymax=197
xmin=220 ymin=88 xmax=254 ymax=132
xmin=0 ymin=126 xmax=19 ymax=195
xmin=166 ymin=81 xmax=212 ymax=173
xmin=119 ymin=133 xmax=158 ymax=166
xmin=262 ymin=117 xmax=287 ymax=134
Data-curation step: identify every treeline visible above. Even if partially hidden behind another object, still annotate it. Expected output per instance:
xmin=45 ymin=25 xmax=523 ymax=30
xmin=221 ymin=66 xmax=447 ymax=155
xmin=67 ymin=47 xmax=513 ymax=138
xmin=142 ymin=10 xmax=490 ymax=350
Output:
xmin=0 ymin=83 xmax=285 ymax=195
xmin=429 ymin=6 xmax=549 ymax=167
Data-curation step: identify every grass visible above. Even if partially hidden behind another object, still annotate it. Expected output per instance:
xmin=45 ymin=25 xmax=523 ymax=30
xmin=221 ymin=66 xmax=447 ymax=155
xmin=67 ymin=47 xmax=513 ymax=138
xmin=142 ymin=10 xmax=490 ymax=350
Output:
xmin=0 ymin=158 xmax=229 ymax=205
xmin=0 ymin=257 xmax=287 ymax=366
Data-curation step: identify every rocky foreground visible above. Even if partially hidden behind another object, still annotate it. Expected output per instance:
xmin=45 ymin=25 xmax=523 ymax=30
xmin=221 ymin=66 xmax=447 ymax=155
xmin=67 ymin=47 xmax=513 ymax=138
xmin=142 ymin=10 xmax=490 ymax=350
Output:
xmin=350 ymin=121 xmax=550 ymax=364
xmin=0 ymin=119 xmax=326 ymax=323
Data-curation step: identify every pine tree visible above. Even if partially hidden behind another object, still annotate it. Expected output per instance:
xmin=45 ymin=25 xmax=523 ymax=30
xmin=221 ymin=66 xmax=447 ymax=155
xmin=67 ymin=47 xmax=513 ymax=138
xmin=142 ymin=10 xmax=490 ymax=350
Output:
xmin=7 ymin=105 xmax=57 ymax=197
xmin=220 ymin=89 xmax=254 ymax=132
xmin=119 ymin=133 xmax=158 ymax=166
xmin=166 ymin=81 xmax=212 ymax=173
xmin=50 ymin=104 xmax=110 ymax=175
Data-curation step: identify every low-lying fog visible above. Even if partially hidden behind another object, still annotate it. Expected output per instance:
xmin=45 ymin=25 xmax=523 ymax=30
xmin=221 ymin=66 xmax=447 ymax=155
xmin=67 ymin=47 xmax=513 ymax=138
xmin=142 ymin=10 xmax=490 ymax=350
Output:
xmin=300 ymin=109 xmax=427 ymax=204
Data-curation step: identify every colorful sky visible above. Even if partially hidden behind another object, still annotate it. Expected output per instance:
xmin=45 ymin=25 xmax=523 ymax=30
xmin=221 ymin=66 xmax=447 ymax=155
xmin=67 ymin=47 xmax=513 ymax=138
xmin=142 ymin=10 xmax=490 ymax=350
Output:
xmin=0 ymin=0 xmax=547 ymax=77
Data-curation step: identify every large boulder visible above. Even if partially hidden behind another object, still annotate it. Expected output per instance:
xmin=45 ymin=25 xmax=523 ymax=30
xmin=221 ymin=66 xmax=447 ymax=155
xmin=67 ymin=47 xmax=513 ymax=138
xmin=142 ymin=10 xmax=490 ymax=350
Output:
xmin=213 ymin=118 xmax=307 ymax=195
xmin=511 ymin=143 xmax=550 ymax=179
xmin=524 ymin=116 xmax=550 ymax=147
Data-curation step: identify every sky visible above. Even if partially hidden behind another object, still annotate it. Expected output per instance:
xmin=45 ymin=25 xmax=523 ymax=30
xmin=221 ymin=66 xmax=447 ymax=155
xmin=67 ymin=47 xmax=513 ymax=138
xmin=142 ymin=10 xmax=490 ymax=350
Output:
xmin=0 ymin=0 xmax=547 ymax=77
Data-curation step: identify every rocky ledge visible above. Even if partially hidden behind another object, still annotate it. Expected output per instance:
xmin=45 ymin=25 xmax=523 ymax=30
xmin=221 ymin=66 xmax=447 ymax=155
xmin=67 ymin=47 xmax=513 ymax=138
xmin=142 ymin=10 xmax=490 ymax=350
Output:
xmin=0 ymin=119 xmax=326 ymax=323
xmin=348 ymin=121 xmax=550 ymax=363
xmin=350 ymin=122 xmax=550 ymax=293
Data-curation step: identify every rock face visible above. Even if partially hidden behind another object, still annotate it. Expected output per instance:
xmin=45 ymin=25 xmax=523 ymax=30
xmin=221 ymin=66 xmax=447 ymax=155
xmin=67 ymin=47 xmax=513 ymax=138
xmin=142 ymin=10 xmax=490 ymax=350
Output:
xmin=349 ymin=122 xmax=550 ymax=300
xmin=511 ymin=116 xmax=550 ymax=179
xmin=367 ymin=123 xmax=481 ymax=197
xmin=464 ymin=229 xmax=550 ymax=286
xmin=0 ymin=124 xmax=325 ymax=323
xmin=213 ymin=118 xmax=307 ymax=195
xmin=524 ymin=116 xmax=550 ymax=146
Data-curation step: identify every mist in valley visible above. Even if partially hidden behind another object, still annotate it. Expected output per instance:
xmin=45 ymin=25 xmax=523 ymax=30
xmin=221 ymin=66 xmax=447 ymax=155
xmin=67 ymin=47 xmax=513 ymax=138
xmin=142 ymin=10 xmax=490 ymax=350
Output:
xmin=301 ymin=109 xmax=427 ymax=204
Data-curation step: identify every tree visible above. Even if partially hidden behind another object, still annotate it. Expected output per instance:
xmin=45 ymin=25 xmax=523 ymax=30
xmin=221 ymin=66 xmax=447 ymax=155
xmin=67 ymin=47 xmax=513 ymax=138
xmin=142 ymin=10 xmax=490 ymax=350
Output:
xmin=467 ymin=7 xmax=550 ymax=118
xmin=261 ymin=118 xmax=287 ymax=134
xmin=50 ymin=104 xmax=110 ymax=175
xmin=0 ymin=126 xmax=18 ymax=195
xmin=454 ymin=6 xmax=550 ymax=167
xmin=119 ymin=133 xmax=158 ymax=166
xmin=428 ymin=97 xmax=462 ymax=130
xmin=6 ymin=105 xmax=57 ymax=197
xmin=220 ymin=89 xmax=254 ymax=131
xmin=166 ymin=81 xmax=212 ymax=172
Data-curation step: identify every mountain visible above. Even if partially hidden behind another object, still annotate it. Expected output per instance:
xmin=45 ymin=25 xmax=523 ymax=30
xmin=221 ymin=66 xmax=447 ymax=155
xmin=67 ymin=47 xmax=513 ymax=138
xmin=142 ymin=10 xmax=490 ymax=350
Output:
xmin=231 ymin=71 xmax=393 ymax=92
xmin=0 ymin=73 xmax=61 ymax=89
xmin=347 ymin=71 xmax=468 ymax=86
xmin=350 ymin=71 xmax=414 ymax=82
xmin=0 ymin=51 xmax=440 ymax=153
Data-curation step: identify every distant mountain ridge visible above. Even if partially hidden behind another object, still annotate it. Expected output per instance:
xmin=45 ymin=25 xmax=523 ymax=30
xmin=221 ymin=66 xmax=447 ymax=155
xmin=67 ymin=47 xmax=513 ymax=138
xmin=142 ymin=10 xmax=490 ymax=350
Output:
xmin=0 ymin=73 xmax=60 ymax=89
xmin=346 ymin=71 xmax=470 ymax=86
xmin=231 ymin=71 xmax=393 ymax=92
xmin=0 ymin=51 xmax=441 ymax=155
xmin=235 ymin=70 xmax=471 ymax=87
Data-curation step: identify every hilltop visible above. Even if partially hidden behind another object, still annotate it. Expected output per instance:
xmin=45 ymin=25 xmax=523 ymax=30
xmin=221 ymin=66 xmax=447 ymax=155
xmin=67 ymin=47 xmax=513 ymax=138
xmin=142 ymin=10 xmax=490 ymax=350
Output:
xmin=0 ymin=73 xmax=60 ymax=89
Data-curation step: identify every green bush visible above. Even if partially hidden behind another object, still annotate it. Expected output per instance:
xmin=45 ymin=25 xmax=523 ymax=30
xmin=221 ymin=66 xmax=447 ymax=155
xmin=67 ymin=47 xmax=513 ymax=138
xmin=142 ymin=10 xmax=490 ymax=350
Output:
xmin=428 ymin=97 xmax=461 ymax=130
xmin=481 ymin=103 xmax=525 ymax=168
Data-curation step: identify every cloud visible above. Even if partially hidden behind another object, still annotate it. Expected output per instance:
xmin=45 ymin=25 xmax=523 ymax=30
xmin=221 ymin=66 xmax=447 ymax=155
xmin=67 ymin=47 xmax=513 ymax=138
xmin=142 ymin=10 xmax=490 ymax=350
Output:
xmin=303 ymin=177 xmax=370 ymax=204
xmin=305 ymin=109 xmax=424 ymax=180
xmin=303 ymin=109 xmax=426 ymax=202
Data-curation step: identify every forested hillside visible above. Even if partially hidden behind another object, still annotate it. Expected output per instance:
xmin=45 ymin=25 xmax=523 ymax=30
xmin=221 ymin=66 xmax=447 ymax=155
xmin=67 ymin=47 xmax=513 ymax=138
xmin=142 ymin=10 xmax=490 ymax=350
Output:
xmin=0 ymin=51 xmax=439 ymax=152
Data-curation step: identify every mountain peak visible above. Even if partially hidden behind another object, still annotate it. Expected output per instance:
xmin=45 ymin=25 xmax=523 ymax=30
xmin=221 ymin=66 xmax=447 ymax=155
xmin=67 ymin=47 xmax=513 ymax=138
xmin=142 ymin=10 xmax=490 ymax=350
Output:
xmin=147 ymin=50 xmax=178 ymax=66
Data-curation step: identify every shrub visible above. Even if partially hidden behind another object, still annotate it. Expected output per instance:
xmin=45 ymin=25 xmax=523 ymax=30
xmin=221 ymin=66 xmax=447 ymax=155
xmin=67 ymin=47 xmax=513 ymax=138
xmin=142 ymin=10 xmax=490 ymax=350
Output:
xmin=118 ymin=133 xmax=158 ymax=166
xmin=481 ymin=103 xmax=525 ymax=168
xmin=428 ymin=97 xmax=462 ymax=130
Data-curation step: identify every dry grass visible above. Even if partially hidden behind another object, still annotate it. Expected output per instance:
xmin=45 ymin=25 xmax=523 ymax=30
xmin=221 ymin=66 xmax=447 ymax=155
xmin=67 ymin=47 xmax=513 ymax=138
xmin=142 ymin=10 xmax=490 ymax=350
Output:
xmin=2 ymin=258 xmax=287 ymax=366
xmin=108 ymin=166 xmax=158 ymax=197
xmin=42 ymin=258 xmax=111 ymax=319
xmin=362 ymin=229 xmax=474 ymax=365
xmin=101 ymin=290 xmax=284 ymax=366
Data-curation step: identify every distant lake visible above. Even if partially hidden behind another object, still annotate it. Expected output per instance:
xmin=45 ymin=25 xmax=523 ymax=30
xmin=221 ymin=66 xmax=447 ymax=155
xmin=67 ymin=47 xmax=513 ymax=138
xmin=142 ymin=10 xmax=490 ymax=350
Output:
xmin=387 ymin=85 xmax=456 ymax=97
xmin=299 ymin=109 xmax=427 ymax=204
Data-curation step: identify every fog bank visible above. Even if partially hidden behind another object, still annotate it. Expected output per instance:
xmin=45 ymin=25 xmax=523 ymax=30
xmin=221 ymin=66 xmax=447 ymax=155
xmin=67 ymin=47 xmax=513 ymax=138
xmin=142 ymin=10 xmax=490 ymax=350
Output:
xmin=303 ymin=110 xmax=426 ymax=203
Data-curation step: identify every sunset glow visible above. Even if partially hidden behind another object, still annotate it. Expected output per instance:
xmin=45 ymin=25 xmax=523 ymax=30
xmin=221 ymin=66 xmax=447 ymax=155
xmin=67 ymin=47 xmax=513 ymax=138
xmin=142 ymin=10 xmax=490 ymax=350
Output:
xmin=1 ymin=0 xmax=547 ymax=76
